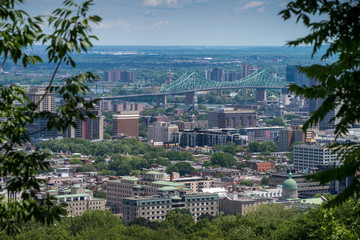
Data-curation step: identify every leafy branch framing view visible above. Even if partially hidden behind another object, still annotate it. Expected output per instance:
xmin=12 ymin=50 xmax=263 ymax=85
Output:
xmin=0 ymin=0 xmax=101 ymax=234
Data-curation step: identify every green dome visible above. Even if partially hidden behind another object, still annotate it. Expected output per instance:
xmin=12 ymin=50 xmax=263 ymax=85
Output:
xmin=282 ymin=172 xmax=298 ymax=190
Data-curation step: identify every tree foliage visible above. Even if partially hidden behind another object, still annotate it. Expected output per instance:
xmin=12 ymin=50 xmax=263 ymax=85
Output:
xmin=0 ymin=0 xmax=101 ymax=234
xmin=280 ymin=0 xmax=360 ymax=206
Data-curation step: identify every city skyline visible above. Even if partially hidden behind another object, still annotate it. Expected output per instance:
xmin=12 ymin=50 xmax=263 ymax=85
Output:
xmin=24 ymin=0 xmax=310 ymax=46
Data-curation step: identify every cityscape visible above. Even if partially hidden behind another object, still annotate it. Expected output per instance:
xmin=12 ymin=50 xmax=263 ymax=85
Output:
xmin=0 ymin=0 xmax=359 ymax=239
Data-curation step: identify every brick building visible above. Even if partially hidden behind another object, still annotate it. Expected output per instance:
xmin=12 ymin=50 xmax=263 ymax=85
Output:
xmin=113 ymin=111 xmax=139 ymax=138
xmin=208 ymin=109 xmax=256 ymax=129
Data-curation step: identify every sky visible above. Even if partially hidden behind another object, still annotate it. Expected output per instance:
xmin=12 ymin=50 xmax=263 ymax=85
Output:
xmin=21 ymin=0 xmax=310 ymax=46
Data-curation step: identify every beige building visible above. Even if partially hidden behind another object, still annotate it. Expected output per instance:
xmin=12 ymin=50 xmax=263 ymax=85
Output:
xmin=173 ymin=176 xmax=215 ymax=193
xmin=49 ymin=184 xmax=106 ymax=217
xmin=122 ymin=192 xmax=219 ymax=223
xmin=219 ymin=197 xmax=268 ymax=216
xmin=27 ymin=87 xmax=56 ymax=112
xmin=106 ymin=171 xmax=186 ymax=214
xmin=148 ymin=122 xmax=178 ymax=143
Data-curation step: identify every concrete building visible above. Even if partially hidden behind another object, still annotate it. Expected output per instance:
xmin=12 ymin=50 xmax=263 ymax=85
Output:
xmin=239 ymin=126 xmax=285 ymax=142
xmin=208 ymin=109 xmax=256 ymax=129
xmin=173 ymin=176 xmax=215 ymax=193
xmin=113 ymin=102 xmax=144 ymax=112
xmin=50 ymin=184 xmax=106 ymax=217
xmin=206 ymin=68 xmax=224 ymax=82
xmin=178 ymin=129 xmax=247 ymax=148
xmin=106 ymin=171 xmax=186 ymax=214
xmin=293 ymin=144 xmax=338 ymax=170
xmin=104 ymin=70 xmax=134 ymax=82
xmin=27 ymin=87 xmax=56 ymax=112
xmin=113 ymin=111 xmax=139 ymax=138
xmin=63 ymin=113 xmax=104 ymax=140
xmin=26 ymin=87 xmax=58 ymax=139
xmin=219 ymin=197 xmax=268 ymax=216
xmin=269 ymin=172 xmax=329 ymax=198
xmin=148 ymin=122 xmax=179 ymax=143
xmin=122 ymin=192 xmax=219 ymax=223
xmin=276 ymin=128 xmax=305 ymax=152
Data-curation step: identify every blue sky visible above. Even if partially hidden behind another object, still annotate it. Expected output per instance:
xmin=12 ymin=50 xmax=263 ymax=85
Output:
xmin=22 ymin=0 xmax=309 ymax=46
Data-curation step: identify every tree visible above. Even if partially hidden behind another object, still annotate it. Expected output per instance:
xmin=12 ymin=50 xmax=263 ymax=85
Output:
xmin=280 ymin=0 xmax=360 ymax=206
xmin=211 ymin=152 xmax=236 ymax=168
xmin=260 ymin=176 xmax=270 ymax=186
xmin=166 ymin=162 xmax=194 ymax=176
xmin=0 ymin=0 xmax=101 ymax=234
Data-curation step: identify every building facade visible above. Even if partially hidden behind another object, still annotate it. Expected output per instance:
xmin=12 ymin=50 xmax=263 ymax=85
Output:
xmin=293 ymin=144 xmax=337 ymax=170
xmin=113 ymin=111 xmax=139 ymax=138
xmin=122 ymin=193 xmax=219 ymax=223
xmin=148 ymin=122 xmax=179 ymax=143
xmin=208 ymin=109 xmax=256 ymax=129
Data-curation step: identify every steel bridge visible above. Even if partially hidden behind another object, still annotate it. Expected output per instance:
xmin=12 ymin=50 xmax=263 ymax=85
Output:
xmin=101 ymin=70 xmax=288 ymax=104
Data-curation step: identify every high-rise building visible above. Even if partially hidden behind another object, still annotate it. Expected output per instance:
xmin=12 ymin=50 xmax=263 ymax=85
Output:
xmin=286 ymin=65 xmax=296 ymax=83
xmin=63 ymin=113 xmax=104 ymax=140
xmin=209 ymin=68 xmax=224 ymax=82
xmin=208 ymin=109 xmax=256 ymax=129
xmin=148 ymin=122 xmax=178 ymax=143
xmin=27 ymin=87 xmax=56 ymax=112
xmin=26 ymin=87 xmax=57 ymax=139
xmin=308 ymin=79 xmax=340 ymax=130
xmin=113 ymin=111 xmax=139 ymax=138
xmin=104 ymin=70 xmax=135 ymax=82
xmin=276 ymin=128 xmax=305 ymax=152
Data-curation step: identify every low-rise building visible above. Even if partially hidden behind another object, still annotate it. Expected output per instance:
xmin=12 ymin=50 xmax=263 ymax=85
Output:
xmin=122 ymin=192 xmax=219 ymax=223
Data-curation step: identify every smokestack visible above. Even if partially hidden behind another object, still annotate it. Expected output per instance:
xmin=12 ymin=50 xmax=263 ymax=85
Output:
xmin=170 ymin=172 xmax=174 ymax=182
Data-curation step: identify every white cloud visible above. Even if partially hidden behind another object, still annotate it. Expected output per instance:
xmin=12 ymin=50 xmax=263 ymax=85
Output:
xmin=152 ymin=20 xmax=170 ymax=28
xmin=236 ymin=1 xmax=267 ymax=12
xmin=93 ymin=20 xmax=131 ymax=29
xmin=142 ymin=0 xmax=198 ymax=8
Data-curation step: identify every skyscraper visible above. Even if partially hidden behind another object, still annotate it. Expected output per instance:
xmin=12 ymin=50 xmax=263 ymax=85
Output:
xmin=63 ymin=113 xmax=105 ymax=140
xmin=27 ymin=87 xmax=55 ymax=112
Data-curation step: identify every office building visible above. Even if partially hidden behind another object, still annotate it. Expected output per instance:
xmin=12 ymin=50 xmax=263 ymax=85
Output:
xmin=47 ymin=184 xmax=106 ymax=217
xmin=276 ymin=128 xmax=305 ymax=152
xmin=107 ymin=171 xmax=186 ymax=214
xmin=208 ymin=109 xmax=256 ymax=129
xmin=178 ymin=129 xmax=247 ymax=148
xmin=239 ymin=126 xmax=285 ymax=142
xmin=63 ymin=113 xmax=104 ymax=140
xmin=173 ymin=176 xmax=215 ymax=193
xmin=113 ymin=111 xmax=139 ymax=138
xmin=148 ymin=122 xmax=178 ymax=143
xmin=27 ymin=87 xmax=56 ymax=112
xmin=122 ymin=192 xmax=219 ymax=223
xmin=286 ymin=65 xmax=296 ymax=83
xmin=293 ymin=144 xmax=338 ymax=170
xmin=26 ymin=87 xmax=58 ymax=139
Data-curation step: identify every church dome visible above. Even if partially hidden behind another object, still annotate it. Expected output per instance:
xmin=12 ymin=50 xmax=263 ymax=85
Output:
xmin=282 ymin=172 xmax=298 ymax=190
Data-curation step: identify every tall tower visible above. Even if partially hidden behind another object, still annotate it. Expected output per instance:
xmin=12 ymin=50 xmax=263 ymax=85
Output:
xmin=27 ymin=87 xmax=55 ymax=112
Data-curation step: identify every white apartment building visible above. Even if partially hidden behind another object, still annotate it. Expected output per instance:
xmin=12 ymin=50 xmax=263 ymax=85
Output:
xmin=293 ymin=144 xmax=338 ymax=170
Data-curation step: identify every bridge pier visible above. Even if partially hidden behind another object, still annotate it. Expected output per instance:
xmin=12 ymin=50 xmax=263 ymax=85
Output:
xmin=156 ymin=95 xmax=167 ymax=107
xmin=256 ymin=89 xmax=267 ymax=103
